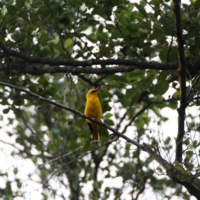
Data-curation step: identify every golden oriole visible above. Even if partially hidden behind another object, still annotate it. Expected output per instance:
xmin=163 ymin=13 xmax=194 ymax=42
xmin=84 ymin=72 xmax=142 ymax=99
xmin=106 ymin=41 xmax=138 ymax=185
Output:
xmin=84 ymin=87 xmax=102 ymax=141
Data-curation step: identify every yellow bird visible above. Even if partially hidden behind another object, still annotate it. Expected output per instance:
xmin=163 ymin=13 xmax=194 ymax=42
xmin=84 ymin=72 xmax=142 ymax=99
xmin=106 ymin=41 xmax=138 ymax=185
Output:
xmin=84 ymin=87 xmax=102 ymax=141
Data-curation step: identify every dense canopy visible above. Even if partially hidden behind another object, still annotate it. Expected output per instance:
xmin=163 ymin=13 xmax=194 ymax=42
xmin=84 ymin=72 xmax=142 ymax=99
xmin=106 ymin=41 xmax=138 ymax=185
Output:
xmin=0 ymin=0 xmax=200 ymax=199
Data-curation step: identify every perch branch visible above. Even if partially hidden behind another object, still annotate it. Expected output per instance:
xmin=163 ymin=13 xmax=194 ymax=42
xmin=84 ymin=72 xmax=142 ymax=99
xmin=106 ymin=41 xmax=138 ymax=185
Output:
xmin=0 ymin=81 xmax=145 ymax=151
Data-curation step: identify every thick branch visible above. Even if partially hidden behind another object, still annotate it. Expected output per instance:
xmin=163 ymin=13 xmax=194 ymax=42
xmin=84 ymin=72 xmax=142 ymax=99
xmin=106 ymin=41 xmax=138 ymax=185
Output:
xmin=0 ymin=81 xmax=145 ymax=151
xmin=0 ymin=42 xmax=178 ymax=72
xmin=0 ymin=62 xmax=177 ymax=75
xmin=143 ymin=143 xmax=200 ymax=199
xmin=173 ymin=0 xmax=187 ymax=163
xmin=1 ymin=58 xmax=200 ymax=76
xmin=143 ymin=143 xmax=172 ymax=170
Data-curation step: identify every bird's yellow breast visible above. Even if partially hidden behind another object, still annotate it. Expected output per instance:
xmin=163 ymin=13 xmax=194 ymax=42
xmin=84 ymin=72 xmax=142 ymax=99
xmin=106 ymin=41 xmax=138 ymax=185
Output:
xmin=85 ymin=96 xmax=102 ymax=121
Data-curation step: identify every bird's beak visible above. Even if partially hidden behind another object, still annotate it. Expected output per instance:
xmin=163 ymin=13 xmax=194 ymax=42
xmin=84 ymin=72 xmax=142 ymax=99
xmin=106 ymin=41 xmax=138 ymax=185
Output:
xmin=95 ymin=87 xmax=100 ymax=91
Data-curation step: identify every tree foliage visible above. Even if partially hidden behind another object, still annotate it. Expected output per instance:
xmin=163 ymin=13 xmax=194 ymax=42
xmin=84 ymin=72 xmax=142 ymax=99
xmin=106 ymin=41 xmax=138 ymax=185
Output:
xmin=0 ymin=0 xmax=200 ymax=199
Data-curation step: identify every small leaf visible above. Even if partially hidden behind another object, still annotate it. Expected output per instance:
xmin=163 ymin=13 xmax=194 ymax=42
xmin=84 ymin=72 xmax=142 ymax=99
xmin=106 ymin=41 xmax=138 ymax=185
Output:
xmin=88 ymin=19 xmax=97 ymax=26
xmin=111 ymin=29 xmax=122 ymax=39
xmin=50 ymin=39 xmax=57 ymax=44
xmin=104 ymin=119 xmax=114 ymax=126
xmin=64 ymin=38 xmax=73 ymax=49
xmin=112 ymin=75 xmax=128 ymax=83
xmin=104 ymin=113 xmax=113 ymax=118
xmin=127 ymin=24 xmax=138 ymax=32
xmin=186 ymin=151 xmax=193 ymax=160
xmin=85 ymin=33 xmax=97 ymax=43
xmin=156 ymin=80 xmax=169 ymax=95
xmin=7 ymin=5 xmax=18 ymax=15
xmin=150 ymin=105 xmax=163 ymax=118
xmin=164 ymin=136 xmax=171 ymax=145
xmin=134 ymin=118 xmax=144 ymax=130
xmin=124 ymin=88 xmax=135 ymax=99
xmin=97 ymin=32 xmax=108 ymax=43
xmin=3 ymin=108 xmax=10 ymax=114
xmin=134 ymin=4 xmax=147 ymax=17
xmin=173 ymin=90 xmax=179 ymax=98
xmin=168 ymin=101 xmax=177 ymax=109
xmin=38 ymin=31 xmax=49 ymax=44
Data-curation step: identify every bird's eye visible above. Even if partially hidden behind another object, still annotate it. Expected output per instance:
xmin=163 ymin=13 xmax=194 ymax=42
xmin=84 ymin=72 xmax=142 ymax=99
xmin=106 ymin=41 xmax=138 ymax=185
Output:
xmin=91 ymin=90 xmax=96 ymax=93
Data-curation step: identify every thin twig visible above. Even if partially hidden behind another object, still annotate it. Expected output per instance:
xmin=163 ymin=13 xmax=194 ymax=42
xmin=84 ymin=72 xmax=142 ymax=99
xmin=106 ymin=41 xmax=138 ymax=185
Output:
xmin=166 ymin=35 xmax=174 ymax=62
xmin=39 ymin=145 xmax=83 ymax=167
xmin=121 ymin=104 xmax=150 ymax=134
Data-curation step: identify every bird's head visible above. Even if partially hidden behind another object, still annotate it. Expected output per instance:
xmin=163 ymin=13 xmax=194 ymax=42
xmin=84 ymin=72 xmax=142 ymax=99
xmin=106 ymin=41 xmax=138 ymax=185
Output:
xmin=86 ymin=87 xmax=100 ymax=99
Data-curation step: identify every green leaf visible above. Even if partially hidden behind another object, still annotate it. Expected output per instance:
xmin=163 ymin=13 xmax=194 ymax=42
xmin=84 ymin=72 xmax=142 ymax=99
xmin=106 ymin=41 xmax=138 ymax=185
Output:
xmin=127 ymin=24 xmax=138 ymax=32
xmin=156 ymin=80 xmax=169 ymax=95
xmin=150 ymin=105 xmax=163 ymax=119
xmin=104 ymin=113 xmax=113 ymax=118
xmin=124 ymin=88 xmax=135 ymax=99
xmin=88 ymin=19 xmax=98 ymax=26
xmin=111 ymin=29 xmax=122 ymax=39
xmin=173 ymin=90 xmax=179 ymax=98
xmin=7 ymin=5 xmax=18 ymax=15
xmin=149 ymin=0 xmax=160 ymax=6
xmin=104 ymin=119 xmax=114 ymax=126
xmin=64 ymin=38 xmax=73 ymax=49
xmin=134 ymin=4 xmax=147 ymax=17
xmin=150 ymin=27 xmax=163 ymax=40
xmin=85 ymin=33 xmax=97 ymax=43
xmin=164 ymin=136 xmax=171 ymax=145
xmin=38 ymin=31 xmax=49 ymax=44
xmin=168 ymin=100 xmax=177 ymax=110
xmin=97 ymin=32 xmax=108 ymax=43
xmin=1 ymin=6 xmax=6 ymax=16
xmin=3 ymin=108 xmax=10 ymax=114
xmin=185 ymin=151 xmax=193 ymax=162
xmin=111 ymin=75 xmax=128 ymax=83
xmin=16 ymin=179 xmax=22 ymax=188
xmin=134 ymin=118 xmax=144 ymax=130
xmin=50 ymin=39 xmax=57 ymax=44
xmin=99 ymin=46 xmax=110 ymax=57
xmin=138 ymin=21 xmax=151 ymax=31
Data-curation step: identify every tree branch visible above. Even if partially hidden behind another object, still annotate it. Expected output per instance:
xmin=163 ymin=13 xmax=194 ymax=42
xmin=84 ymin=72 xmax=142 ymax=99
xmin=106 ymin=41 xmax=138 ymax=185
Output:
xmin=121 ymin=104 xmax=150 ymax=134
xmin=0 ymin=41 xmax=180 ymax=74
xmin=0 ymin=62 xmax=178 ymax=75
xmin=173 ymin=0 xmax=187 ymax=163
xmin=1 ymin=58 xmax=200 ymax=76
xmin=0 ymin=81 xmax=145 ymax=151
xmin=143 ymin=143 xmax=200 ymax=199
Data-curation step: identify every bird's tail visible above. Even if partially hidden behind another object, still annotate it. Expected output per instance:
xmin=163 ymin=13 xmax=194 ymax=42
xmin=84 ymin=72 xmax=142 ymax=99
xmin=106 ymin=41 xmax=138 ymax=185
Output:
xmin=87 ymin=122 xmax=100 ymax=141
xmin=91 ymin=131 xmax=99 ymax=141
